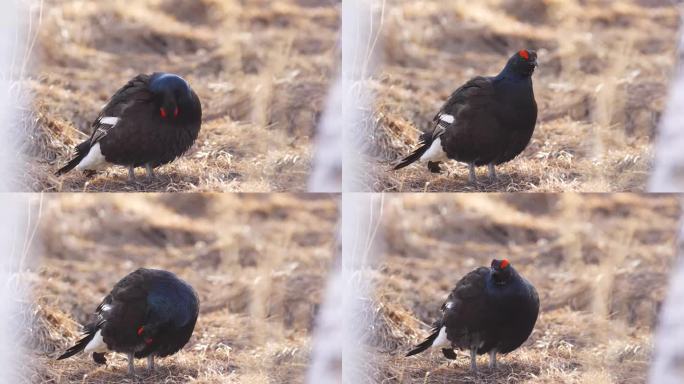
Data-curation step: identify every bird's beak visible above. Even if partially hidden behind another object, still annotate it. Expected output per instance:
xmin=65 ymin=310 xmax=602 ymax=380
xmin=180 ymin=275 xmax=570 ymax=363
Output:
xmin=531 ymin=60 xmax=538 ymax=67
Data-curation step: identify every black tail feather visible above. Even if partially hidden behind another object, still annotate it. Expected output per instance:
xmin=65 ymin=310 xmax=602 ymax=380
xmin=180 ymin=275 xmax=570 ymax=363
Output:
xmin=406 ymin=323 xmax=442 ymax=357
xmin=55 ymin=140 xmax=91 ymax=176
xmin=57 ymin=329 xmax=96 ymax=360
xmin=393 ymin=132 xmax=433 ymax=171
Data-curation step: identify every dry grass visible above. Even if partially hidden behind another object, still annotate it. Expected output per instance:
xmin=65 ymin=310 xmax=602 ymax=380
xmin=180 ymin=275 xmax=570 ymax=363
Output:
xmin=362 ymin=0 xmax=679 ymax=192
xmin=21 ymin=194 xmax=338 ymax=383
xmin=20 ymin=0 xmax=339 ymax=192
xmin=362 ymin=194 xmax=678 ymax=383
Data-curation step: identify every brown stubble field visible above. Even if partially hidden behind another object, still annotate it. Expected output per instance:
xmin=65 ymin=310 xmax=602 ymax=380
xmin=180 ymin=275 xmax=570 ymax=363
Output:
xmin=21 ymin=0 xmax=339 ymax=192
xmin=363 ymin=0 xmax=679 ymax=192
xmin=21 ymin=194 xmax=338 ymax=383
xmin=363 ymin=194 xmax=678 ymax=383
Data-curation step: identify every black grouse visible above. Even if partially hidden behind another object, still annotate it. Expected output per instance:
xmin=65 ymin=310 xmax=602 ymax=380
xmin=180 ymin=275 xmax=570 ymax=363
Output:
xmin=56 ymin=72 xmax=202 ymax=181
xmin=57 ymin=268 xmax=200 ymax=376
xmin=406 ymin=259 xmax=539 ymax=372
xmin=393 ymin=50 xmax=538 ymax=183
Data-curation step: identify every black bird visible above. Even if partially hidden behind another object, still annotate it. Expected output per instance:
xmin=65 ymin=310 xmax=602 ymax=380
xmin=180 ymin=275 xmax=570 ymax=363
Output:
xmin=57 ymin=268 xmax=200 ymax=376
xmin=393 ymin=50 xmax=538 ymax=184
xmin=56 ymin=73 xmax=202 ymax=182
xmin=406 ymin=259 xmax=539 ymax=372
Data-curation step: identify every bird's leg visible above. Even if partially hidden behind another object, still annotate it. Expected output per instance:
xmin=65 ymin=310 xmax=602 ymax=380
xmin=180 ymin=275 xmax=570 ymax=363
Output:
xmin=127 ymin=166 xmax=136 ymax=182
xmin=488 ymin=349 xmax=497 ymax=369
xmin=145 ymin=164 xmax=156 ymax=180
xmin=468 ymin=163 xmax=477 ymax=184
xmin=147 ymin=355 xmax=155 ymax=371
xmin=470 ymin=348 xmax=478 ymax=373
xmin=127 ymin=352 xmax=135 ymax=376
xmin=488 ymin=163 xmax=497 ymax=181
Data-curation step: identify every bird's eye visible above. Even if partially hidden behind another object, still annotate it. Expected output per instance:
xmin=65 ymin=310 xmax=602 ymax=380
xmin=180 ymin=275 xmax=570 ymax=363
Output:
xmin=518 ymin=50 xmax=529 ymax=60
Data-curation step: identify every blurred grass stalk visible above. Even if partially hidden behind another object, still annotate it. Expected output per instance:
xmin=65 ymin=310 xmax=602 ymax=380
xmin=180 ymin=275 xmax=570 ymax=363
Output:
xmin=1 ymin=0 xmax=37 ymax=381
xmin=338 ymin=0 xmax=386 ymax=383
xmin=308 ymin=78 xmax=342 ymax=192
xmin=650 ymin=19 xmax=684 ymax=384
xmin=342 ymin=0 xmax=383 ymax=192
xmin=649 ymin=11 xmax=684 ymax=383
xmin=1 ymin=0 xmax=32 ymax=192
xmin=650 ymin=14 xmax=684 ymax=192
xmin=650 ymin=199 xmax=684 ymax=384
xmin=341 ymin=193 xmax=383 ymax=384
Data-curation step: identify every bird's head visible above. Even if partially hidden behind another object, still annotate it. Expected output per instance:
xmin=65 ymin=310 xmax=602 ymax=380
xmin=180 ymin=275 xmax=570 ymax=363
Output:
xmin=504 ymin=50 xmax=538 ymax=77
xmin=490 ymin=258 xmax=514 ymax=285
xmin=149 ymin=73 xmax=193 ymax=121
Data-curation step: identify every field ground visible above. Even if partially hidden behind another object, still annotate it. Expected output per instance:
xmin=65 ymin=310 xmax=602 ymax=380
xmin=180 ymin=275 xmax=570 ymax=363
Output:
xmin=21 ymin=0 xmax=338 ymax=192
xmin=21 ymin=194 xmax=338 ymax=383
xmin=364 ymin=0 xmax=679 ymax=192
xmin=363 ymin=194 xmax=678 ymax=383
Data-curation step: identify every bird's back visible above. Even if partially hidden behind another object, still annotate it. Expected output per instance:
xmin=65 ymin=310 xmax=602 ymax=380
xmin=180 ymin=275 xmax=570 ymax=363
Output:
xmin=437 ymin=73 xmax=536 ymax=166
xmin=132 ymin=269 xmax=199 ymax=358
xmin=98 ymin=270 xmax=151 ymax=352
xmin=441 ymin=266 xmax=539 ymax=354
xmin=97 ymin=269 xmax=199 ymax=356
xmin=441 ymin=267 xmax=493 ymax=350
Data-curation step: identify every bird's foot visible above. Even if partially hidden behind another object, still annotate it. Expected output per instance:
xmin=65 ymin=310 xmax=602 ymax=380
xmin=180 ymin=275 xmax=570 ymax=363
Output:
xmin=488 ymin=163 xmax=497 ymax=182
xmin=147 ymin=355 xmax=155 ymax=371
xmin=127 ymin=352 xmax=136 ymax=376
xmin=469 ymin=348 xmax=478 ymax=373
xmin=127 ymin=166 xmax=136 ymax=183
xmin=428 ymin=161 xmax=442 ymax=174
xmin=145 ymin=164 xmax=156 ymax=181
xmin=488 ymin=349 xmax=497 ymax=370
xmin=467 ymin=163 xmax=477 ymax=185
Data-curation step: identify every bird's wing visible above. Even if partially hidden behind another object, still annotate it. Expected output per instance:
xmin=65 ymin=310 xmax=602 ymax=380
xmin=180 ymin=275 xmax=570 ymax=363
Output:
xmin=441 ymin=267 xmax=490 ymax=327
xmin=94 ymin=294 xmax=113 ymax=316
xmin=98 ymin=270 xmax=150 ymax=336
xmin=87 ymin=74 xmax=153 ymax=144
xmin=432 ymin=76 xmax=496 ymax=128
xmin=109 ymin=268 xmax=151 ymax=303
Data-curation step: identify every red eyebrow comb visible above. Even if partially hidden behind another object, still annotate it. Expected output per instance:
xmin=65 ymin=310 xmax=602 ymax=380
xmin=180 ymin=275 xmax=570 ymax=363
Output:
xmin=500 ymin=259 xmax=510 ymax=269
xmin=519 ymin=50 xmax=529 ymax=60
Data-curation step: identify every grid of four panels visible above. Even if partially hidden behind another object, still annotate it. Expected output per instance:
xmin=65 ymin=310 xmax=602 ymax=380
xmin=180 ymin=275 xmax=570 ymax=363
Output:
xmin=3 ymin=1 xmax=684 ymax=383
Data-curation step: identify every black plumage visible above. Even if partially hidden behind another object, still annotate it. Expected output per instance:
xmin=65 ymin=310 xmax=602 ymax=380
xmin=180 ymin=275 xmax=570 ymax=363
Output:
xmin=57 ymin=268 xmax=200 ymax=376
xmin=393 ymin=50 xmax=538 ymax=183
xmin=406 ymin=259 xmax=539 ymax=372
xmin=56 ymin=72 xmax=202 ymax=181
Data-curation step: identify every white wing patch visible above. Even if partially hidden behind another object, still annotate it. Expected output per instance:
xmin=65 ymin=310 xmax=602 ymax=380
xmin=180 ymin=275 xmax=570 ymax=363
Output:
xmin=75 ymin=142 xmax=109 ymax=171
xmin=99 ymin=116 xmax=119 ymax=126
xmin=420 ymin=137 xmax=449 ymax=162
xmin=84 ymin=330 xmax=108 ymax=354
xmin=439 ymin=114 xmax=455 ymax=124
xmin=432 ymin=326 xmax=450 ymax=348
